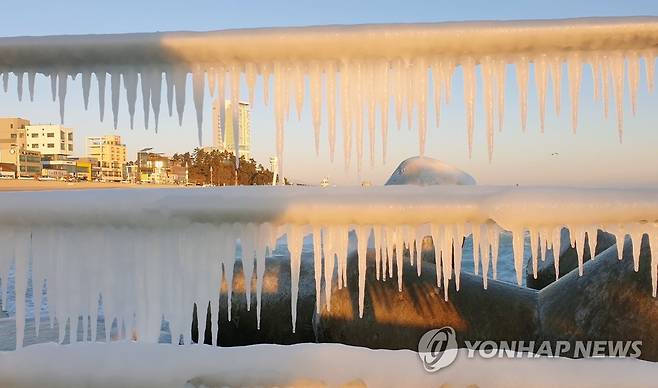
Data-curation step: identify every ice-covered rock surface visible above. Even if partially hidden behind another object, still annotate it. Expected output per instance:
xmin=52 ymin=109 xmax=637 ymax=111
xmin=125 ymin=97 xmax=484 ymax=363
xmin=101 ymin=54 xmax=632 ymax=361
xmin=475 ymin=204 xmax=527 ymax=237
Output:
xmin=385 ymin=156 xmax=476 ymax=186
xmin=0 ymin=17 xmax=657 ymax=170
xmin=1 ymin=186 xmax=658 ymax=349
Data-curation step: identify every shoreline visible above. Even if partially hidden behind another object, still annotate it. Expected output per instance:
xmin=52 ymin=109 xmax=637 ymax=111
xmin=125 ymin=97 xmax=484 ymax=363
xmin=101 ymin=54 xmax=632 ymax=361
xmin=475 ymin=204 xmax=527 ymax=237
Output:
xmin=0 ymin=179 xmax=183 ymax=192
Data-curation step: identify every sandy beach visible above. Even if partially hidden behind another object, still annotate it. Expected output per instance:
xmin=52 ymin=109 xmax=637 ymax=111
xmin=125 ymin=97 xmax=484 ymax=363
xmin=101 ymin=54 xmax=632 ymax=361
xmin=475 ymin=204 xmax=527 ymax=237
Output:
xmin=0 ymin=179 xmax=182 ymax=192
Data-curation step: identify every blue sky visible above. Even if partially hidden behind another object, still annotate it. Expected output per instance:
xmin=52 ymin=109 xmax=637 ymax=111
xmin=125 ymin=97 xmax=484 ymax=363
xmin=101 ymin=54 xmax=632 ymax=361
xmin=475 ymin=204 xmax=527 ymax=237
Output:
xmin=1 ymin=0 xmax=658 ymax=186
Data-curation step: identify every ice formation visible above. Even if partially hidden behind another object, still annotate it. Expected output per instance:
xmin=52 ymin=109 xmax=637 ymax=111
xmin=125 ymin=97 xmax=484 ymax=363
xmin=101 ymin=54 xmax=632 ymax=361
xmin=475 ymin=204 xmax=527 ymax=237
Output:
xmin=1 ymin=185 xmax=658 ymax=349
xmin=1 ymin=342 xmax=656 ymax=387
xmin=1 ymin=17 xmax=657 ymax=170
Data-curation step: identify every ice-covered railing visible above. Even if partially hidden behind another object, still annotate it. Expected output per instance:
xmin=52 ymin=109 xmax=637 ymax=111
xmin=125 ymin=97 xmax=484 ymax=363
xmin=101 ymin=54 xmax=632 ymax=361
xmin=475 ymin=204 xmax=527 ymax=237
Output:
xmin=1 ymin=17 xmax=658 ymax=170
xmin=1 ymin=186 xmax=658 ymax=348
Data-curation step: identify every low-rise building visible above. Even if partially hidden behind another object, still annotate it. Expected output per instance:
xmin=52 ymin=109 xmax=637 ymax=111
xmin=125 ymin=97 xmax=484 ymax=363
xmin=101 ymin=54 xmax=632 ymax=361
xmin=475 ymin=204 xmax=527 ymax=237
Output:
xmin=137 ymin=149 xmax=170 ymax=184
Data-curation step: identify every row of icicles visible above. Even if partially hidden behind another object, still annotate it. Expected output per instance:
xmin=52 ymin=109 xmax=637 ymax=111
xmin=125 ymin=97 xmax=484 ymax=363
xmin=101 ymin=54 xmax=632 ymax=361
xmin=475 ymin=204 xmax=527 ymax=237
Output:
xmin=2 ymin=221 xmax=656 ymax=348
xmin=1 ymin=50 xmax=655 ymax=171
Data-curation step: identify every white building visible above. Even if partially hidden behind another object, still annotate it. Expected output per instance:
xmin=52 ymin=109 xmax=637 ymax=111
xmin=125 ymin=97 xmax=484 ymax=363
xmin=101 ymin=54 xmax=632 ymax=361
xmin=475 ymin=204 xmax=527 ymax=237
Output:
xmin=212 ymin=99 xmax=251 ymax=159
xmin=25 ymin=124 xmax=74 ymax=157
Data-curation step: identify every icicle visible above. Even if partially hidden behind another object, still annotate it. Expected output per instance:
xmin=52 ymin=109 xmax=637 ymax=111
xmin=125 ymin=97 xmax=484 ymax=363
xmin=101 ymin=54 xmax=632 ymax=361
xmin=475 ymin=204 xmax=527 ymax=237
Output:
xmin=495 ymin=59 xmax=506 ymax=131
xmin=96 ymin=71 xmax=107 ymax=122
xmin=366 ymin=63 xmax=377 ymax=164
xmin=602 ymin=57 xmax=611 ymax=119
xmin=512 ymin=228 xmax=525 ymax=286
xmin=644 ymin=53 xmax=655 ymax=92
xmin=15 ymin=71 xmax=24 ymax=101
xmin=549 ymin=56 xmax=562 ymax=115
xmin=529 ymin=228 xmax=539 ymax=279
xmin=481 ymin=57 xmax=495 ymax=160
xmin=81 ymin=71 xmax=91 ymax=110
xmin=628 ymin=52 xmax=640 ymax=116
xmin=453 ymin=224 xmax=464 ymax=291
xmin=245 ymin=63 xmax=257 ymax=105
xmin=586 ymin=228 xmax=598 ymax=260
xmin=535 ymin=55 xmax=548 ymax=132
xmin=590 ymin=55 xmax=601 ymax=101
xmin=110 ymin=70 xmax=121 ymax=129
xmin=287 ymin=225 xmax=303 ymax=333
xmin=516 ymin=57 xmax=529 ymax=132
xmin=430 ymin=224 xmax=442 ymax=288
xmin=567 ymin=53 xmax=582 ymax=132
xmin=630 ymin=228 xmax=644 ymax=272
xmin=551 ymin=227 xmax=562 ymax=280
xmin=310 ymin=62 xmax=322 ymax=155
xmin=322 ymin=226 xmax=336 ymax=311
xmin=355 ymin=225 xmax=370 ymax=318
xmin=241 ymin=224 xmax=256 ymax=312
xmin=294 ymin=63 xmax=305 ymax=121
xmin=340 ymin=62 xmax=352 ymax=169
xmin=149 ymin=69 xmax=163 ymax=130
xmin=312 ymin=226 xmax=323 ymax=314
xmin=165 ymin=68 xmax=174 ymax=117
xmin=173 ymin=67 xmax=188 ymax=126
xmin=463 ymin=58 xmax=476 ymax=157
xmin=27 ymin=71 xmax=35 ymax=101
xmin=14 ymin=229 xmax=29 ymax=349
xmin=326 ymin=63 xmax=337 ymax=162
xmin=2 ymin=71 xmax=8 ymax=93
xmin=432 ymin=61 xmax=443 ymax=128
xmin=472 ymin=223 xmax=481 ymax=275
xmin=123 ymin=69 xmax=138 ymax=129
xmin=57 ymin=71 xmax=68 ymax=124
xmin=255 ymin=223 xmax=270 ymax=330
xmin=192 ymin=67 xmax=205 ymax=144
xmin=610 ymin=54 xmax=625 ymax=141
xmin=49 ymin=72 xmax=56 ymax=102
xmin=379 ymin=61 xmax=390 ymax=163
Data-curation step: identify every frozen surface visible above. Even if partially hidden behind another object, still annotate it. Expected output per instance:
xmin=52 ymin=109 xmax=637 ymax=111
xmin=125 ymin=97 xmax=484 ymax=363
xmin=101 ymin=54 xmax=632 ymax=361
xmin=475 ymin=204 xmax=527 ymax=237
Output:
xmin=1 ymin=186 xmax=657 ymax=349
xmin=385 ymin=156 xmax=476 ymax=186
xmin=0 ymin=342 xmax=656 ymax=388
xmin=1 ymin=17 xmax=657 ymax=169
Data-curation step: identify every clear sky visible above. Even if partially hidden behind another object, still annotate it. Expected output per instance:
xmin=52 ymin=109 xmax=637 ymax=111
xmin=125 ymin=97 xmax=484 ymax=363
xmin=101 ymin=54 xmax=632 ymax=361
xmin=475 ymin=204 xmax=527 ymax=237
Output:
xmin=1 ymin=0 xmax=657 ymax=186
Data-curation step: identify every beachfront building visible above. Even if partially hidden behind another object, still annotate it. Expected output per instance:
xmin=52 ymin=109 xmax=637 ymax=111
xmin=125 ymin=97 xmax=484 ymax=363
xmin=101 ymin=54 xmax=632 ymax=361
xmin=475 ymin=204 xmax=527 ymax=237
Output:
xmin=212 ymin=99 xmax=251 ymax=159
xmin=25 ymin=124 xmax=74 ymax=157
xmin=137 ymin=148 xmax=170 ymax=184
xmin=86 ymin=135 xmax=127 ymax=182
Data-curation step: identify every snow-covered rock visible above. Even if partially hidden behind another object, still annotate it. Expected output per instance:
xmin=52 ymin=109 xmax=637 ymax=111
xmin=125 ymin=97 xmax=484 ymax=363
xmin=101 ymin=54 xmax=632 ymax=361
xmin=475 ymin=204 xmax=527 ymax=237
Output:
xmin=385 ymin=156 xmax=476 ymax=186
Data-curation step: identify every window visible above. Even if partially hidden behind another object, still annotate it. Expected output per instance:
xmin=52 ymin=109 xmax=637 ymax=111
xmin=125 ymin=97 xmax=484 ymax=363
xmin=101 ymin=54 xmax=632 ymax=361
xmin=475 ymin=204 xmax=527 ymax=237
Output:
xmin=10 ymin=124 xmax=13 ymax=129
xmin=68 ymin=133 xmax=73 ymax=141
xmin=47 ymin=143 xmax=54 ymax=148
xmin=68 ymin=144 xmax=73 ymax=151
xmin=47 ymin=133 xmax=54 ymax=138
xmin=60 ymin=143 xmax=65 ymax=151
xmin=31 ymin=144 xmax=39 ymax=148
xmin=31 ymin=133 xmax=38 ymax=138
xmin=10 ymin=134 xmax=16 ymax=139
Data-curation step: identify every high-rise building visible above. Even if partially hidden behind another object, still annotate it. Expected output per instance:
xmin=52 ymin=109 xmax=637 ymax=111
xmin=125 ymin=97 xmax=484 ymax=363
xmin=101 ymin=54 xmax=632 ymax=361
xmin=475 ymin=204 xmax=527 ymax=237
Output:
xmin=212 ymin=99 xmax=251 ymax=159
xmin=86 ymin=135 xmax=127 ymax=181
xmin=25 ymin=124 xmax=74 ymax=158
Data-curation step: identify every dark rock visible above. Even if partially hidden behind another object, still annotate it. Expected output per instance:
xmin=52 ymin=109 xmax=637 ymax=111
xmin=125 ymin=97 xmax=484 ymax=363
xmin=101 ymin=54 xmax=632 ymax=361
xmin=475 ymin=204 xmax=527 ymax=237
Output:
xmin=314 ymin=247 xmax=540 ymax=350
xmin=539 ymin=235 xmax=658 ymax=361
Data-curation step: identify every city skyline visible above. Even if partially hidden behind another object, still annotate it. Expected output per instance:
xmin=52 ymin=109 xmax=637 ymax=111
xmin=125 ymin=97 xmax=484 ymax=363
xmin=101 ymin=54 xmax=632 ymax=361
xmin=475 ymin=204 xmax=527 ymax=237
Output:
xmin=0 ymin=1 xmax=657 ymax=186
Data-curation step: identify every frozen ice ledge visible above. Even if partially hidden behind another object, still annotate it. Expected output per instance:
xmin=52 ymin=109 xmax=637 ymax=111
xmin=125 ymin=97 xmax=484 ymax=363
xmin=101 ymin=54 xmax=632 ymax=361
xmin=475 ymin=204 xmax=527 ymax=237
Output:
xmin=1 ymin=17 xmax=658 ymax=169
xmin=1 ymin=185 xmax=658 ymax=349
